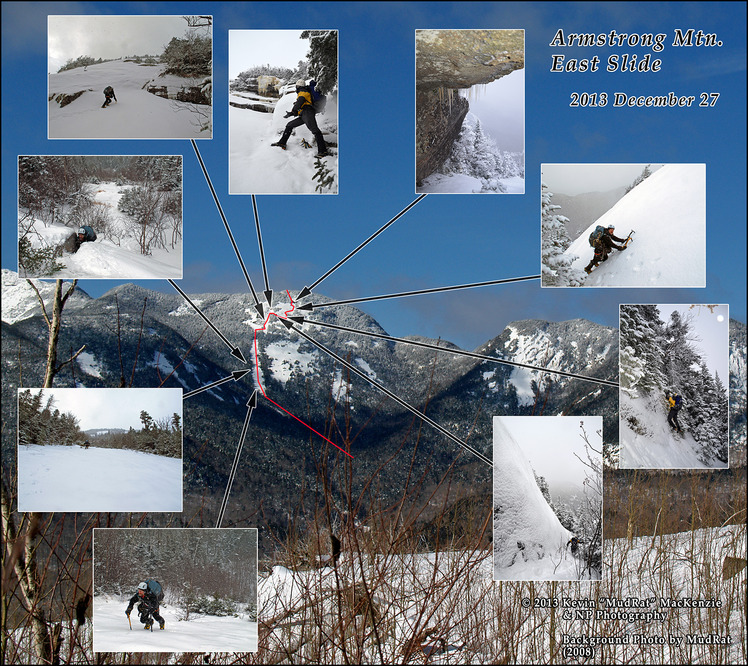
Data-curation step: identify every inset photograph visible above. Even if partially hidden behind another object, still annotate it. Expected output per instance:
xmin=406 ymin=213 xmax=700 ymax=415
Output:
xmin=229 ymin=30 xmax=338 ymax=194
xmin=18 ymin=155 xmax=183 ymax=279
xmin=93 ymin=528 xmax=258 ymax=653
xmin=18 ymin=388 xmax=183 ymax=512
xmin=48 ymin=15 xmax=212 ymax=139
xmin=415 ymin=29 xmax=525 ymax=194
xmin=619 ymin=304 xmax=729 ymax=469
xmin=493 ymin=416 xmax=602 ymax=582
xmin=541 ymin=163 xmax=706 ymax=287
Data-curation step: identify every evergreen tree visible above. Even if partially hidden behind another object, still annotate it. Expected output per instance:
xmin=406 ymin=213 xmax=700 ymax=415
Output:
xmin=620 ymin=304 xmax=666 ymax=396
xmin=300 ymin=30 xmax=337 ymax=94
xmin=541 ymin=184 xmax=583 ymax=286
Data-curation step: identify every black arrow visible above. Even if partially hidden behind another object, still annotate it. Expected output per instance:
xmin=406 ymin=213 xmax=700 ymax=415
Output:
xmin=299 ymin=317 xmax=619 ymax=389
xmin=297 ymin=194 xmax=427 ymax=299
xmin=191 ymin=141 xmax=265 ymax=318
xmin=167 ymin=280 xmax=246 ymax=363
xmin=298 ymin=275 xmax=542 ymax=311
xmin=282 ymin=321 xmax=492 ymax=466
xmin=216 ymin=390 xmax=258 ymax=528
xmin=183 ymin=369 xmax=251 ymax=399
xmin=252 ymin=195 xmax=273 ymax=306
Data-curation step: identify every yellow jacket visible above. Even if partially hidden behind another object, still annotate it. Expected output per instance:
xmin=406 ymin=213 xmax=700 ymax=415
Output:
xmin=292 ymin=90 xmax=313 ymax=115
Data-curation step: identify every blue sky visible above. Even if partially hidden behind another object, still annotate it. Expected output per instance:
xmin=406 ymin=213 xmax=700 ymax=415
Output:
xmin=2 ymin=1 xmax=746 ymax=350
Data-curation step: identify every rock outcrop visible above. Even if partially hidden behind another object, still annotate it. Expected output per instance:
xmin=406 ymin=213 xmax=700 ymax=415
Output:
xmin=415 ymin=30 xmax=524 ymax=185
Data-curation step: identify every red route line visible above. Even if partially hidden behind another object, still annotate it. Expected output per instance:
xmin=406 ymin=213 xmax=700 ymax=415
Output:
xmin=252 ymin=290 xmax=354 ymax=459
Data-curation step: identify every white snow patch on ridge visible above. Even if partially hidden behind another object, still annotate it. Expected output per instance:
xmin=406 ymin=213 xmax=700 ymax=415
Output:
xmin=266 ymin=340 xmax=316 ymax=384
xmin=77 ymin=352 xmax=103 ymax=378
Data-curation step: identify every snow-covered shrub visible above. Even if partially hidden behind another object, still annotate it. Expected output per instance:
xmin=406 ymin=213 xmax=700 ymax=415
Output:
xmin=312 ymin=156 xmax=336 ymax=193
xmin=119 ymin=186 xmax=169 ymax=254
xmin=179 ymin=582 xmax=240 ymax=619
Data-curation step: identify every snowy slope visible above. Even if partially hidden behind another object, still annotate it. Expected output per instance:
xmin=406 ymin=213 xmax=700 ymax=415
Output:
xmin=492 ymin=418 xmax=574 ymax=580
xmin=18 ymin=444 xmax=182 ymax=512
xmin=619 ymin=393 xmax=728 ymax=469
xmin=93 ymin=595 xmax=257 ymax=653
xmin=565 ymin=164 xmax=706 ymax=287
xmin=229 ymin=92 xmax=338 ymax=194
xmin=49 ymin=60 xmax=211 ymax=139
xmin=20 ymin=182 xmax=182 ymax=279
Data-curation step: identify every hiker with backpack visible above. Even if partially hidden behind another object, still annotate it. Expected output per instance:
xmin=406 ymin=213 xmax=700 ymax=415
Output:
xmin=125 ymin=581 xmax=165 ymax=630
xmin=665 ymin=390 xmax=684 ymax=433
xmin=271 ymin=79 xmax=329 ymax=157
xmin=102 ymin=86 xmax=117 ymax=108
xmin=584 ymin=224 xmax=628 ymax=274
xmin=78 ymin=226 xmax=97 ymax=244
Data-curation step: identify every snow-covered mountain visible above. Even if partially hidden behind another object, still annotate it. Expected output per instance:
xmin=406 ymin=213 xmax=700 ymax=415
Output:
xmin=562 ymin=164 xmax=706 ymax=287
xmin=48 ymin=60 xmax=211 ymax=139
xmin=1 ymin=269 xmax=92 ymax=324
xmin=2 ymin=274 xmax=744 ymax=528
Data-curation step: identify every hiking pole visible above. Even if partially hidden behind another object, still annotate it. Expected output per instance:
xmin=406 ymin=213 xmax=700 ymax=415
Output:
xmin=127 ymin=613 xmax=132 ymax=630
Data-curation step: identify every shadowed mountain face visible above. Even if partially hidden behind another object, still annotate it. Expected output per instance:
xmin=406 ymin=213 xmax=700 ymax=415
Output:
xmin=5 ymin=276 xmax=743 ymax=529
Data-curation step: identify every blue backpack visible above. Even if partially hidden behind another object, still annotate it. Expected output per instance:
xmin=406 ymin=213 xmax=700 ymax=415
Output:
xmin=145 ymin=579 xmax=164 ymax=602
xmin=673 ymin=394 xmax=682 ymax=409
xmin=309 ymin=80 xmax=327 ymax=114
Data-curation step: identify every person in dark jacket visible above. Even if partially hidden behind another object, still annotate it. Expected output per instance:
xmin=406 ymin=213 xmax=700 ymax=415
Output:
xmin=665 ymin=390 xmax=683 ymax=433
xmin=77 ymin=226 xmax=97 ymax=244
xmin=125 ymin=582 xmax=165 ymax=630
xmin=584 ymin=225 xmax=627 ymax=274
xmin=271 ymin=79 xmax=328 ymax=157
xmin=102 ymin=86 xmax=117 ymax=108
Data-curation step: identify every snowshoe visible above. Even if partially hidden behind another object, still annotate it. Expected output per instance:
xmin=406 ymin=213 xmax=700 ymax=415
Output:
xmin=144 ymin=622 xmax=152 ymax=630
xmin=159 ymin=620 xmax=165 ymax=630
xmin=270 ymin=142 xmax=287 ymax=150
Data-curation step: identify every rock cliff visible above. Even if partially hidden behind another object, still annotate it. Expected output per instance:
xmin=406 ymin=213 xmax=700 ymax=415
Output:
xmin=415 ymin=30 xmax=524 ymax=185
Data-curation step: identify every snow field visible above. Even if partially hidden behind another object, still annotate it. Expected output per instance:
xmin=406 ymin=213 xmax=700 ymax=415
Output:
xmin=18 ymin=444 xmax=182 ymax=512
xmin=255 ymin=524 xmax=745 ymax=664
xmin=48 ymin=60 xmax=210 ymax=139
xmin=93 ymin=595 xmax=258 ymax=653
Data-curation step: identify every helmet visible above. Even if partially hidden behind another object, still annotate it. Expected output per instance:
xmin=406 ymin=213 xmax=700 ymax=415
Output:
xmin=296 ymin=79 xmax=306 ymax=87
xmin=78 ymin=227 xmax=86 ymax=235
xmin=607 ymin=224 xmax=615 ymax=230
xmin=138 ymin=582 xmax=148 ymax=591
